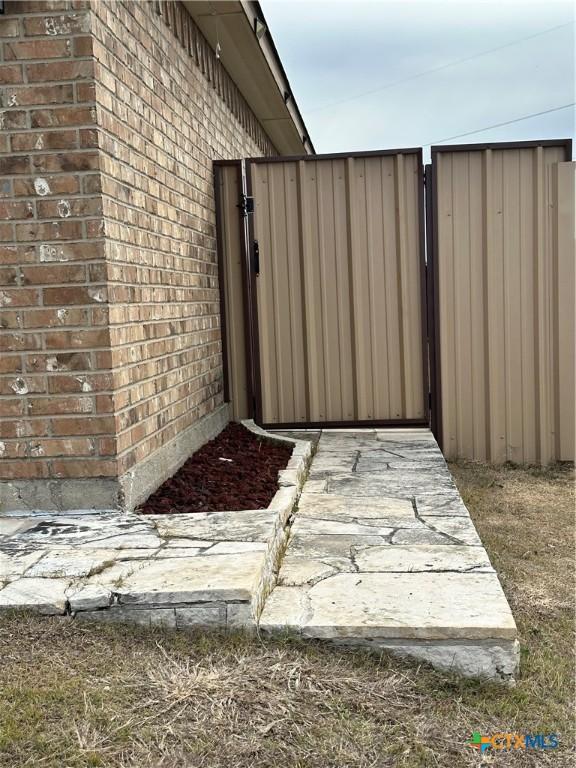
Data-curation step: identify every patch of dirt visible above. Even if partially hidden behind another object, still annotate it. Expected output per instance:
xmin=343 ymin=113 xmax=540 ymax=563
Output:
xmin=139 ymin=422 xmax=292 ymax=515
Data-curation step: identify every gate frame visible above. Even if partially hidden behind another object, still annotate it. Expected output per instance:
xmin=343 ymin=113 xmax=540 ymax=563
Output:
xmin=428 ymin=137 xmax=573 ymax=451
xmin=244 ymin=147 xmax=431 ymax=430
xmin=213 ymin=158 xmax=255 ymax=416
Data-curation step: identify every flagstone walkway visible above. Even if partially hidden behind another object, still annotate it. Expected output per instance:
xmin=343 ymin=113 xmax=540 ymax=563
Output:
xmin=0 ymin=425 xmax=518 ymax=680
xmin=260 ymin=428 xmax=519 ymax=681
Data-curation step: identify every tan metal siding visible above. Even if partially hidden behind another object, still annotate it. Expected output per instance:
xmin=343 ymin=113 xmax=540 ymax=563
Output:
xmin=216 ymin=163 xmax=250 ymax=420
xmin=435 ymin=147 xmax=574 ymax=463
xmin=250 ymin=153 xmax=426 ymax=425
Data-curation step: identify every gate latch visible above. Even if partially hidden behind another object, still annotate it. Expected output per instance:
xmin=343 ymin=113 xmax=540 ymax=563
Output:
xmin=253 ymin=240 xmax=260 ymax=275
xmin=238 ymin=194 xmax=254 ymax=217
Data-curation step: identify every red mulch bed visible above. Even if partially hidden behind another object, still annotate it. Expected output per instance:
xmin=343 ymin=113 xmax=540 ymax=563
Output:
xmin=139 ymin=422 xmax=292 ymax=515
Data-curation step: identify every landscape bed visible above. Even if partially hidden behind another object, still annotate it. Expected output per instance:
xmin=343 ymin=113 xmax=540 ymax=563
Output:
xmin=139 ymin=422 xmax=293 ymax=515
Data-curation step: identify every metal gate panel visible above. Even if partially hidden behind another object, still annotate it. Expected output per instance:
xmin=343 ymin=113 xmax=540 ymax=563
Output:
xmin=431 ymin=140 xmax=574 ymax=464
xmin=247 ymin=150 xmax=428 ymax=427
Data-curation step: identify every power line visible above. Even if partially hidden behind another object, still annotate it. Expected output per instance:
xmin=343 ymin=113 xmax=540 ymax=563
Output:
xmin=426 ymin=103 xmax=575 ymax=146
xmin=306 ymin=21 xmax=574 ymax=114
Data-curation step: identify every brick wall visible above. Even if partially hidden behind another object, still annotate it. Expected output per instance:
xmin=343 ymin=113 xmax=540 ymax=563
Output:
xmin=0 ymin=0 xmax=275 ymax=509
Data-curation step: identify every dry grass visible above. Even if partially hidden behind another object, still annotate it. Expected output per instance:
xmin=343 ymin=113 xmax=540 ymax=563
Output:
xmin=0 ymin=462 xmax=574 ymax=767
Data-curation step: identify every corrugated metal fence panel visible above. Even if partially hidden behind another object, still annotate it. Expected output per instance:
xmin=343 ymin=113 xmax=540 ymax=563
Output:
xmin=250 ymin=152 xmax=426 ymax=425
xmin=434 ymin=145 xmax=574 ymax=463
xmin=215 ymin=162 xmax=250 ymax=420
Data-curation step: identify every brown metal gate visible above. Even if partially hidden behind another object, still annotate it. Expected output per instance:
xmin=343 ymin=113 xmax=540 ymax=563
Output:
xmin=243 ymin=149 xmax=429 ymax=428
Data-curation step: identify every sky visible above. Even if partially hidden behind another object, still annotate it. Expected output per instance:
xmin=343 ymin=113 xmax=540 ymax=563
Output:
xmin=261 ymin=0 xmax=575 ymax=158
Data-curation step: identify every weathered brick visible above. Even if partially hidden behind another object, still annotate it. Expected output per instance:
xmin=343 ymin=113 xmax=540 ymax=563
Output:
xmin=11 ymin=129 xmax=78 ymax=151
xmin=22 ymin=14 xmax=90 ymax=37
xmin=0 ymin=418 xmax=50 ymax=439
xmin=2 ymin=83 xmax=74 ymax=106
xmin=0 ymin=460 xmax=49 ymax=480
xmin=15 ymin=219 xmax=84 ymax=241
xmin=13 ymin=175 xmax=80 ymax=197
xmin=0 ymin=355 xmax=23 ymax=374
xmin=21 ymin=263 xmax=86 ymax=284
xmin=32 ymin=151 xmax=100 ymax=173
xmin=50 ymin=459 xmax=117 ymax=478
xmin=4 ymin=39 xmax=71 ymax=60
xmin=28 ymin=395 xmax=94 ymax=416
xmin=27 ymin=437 xmax=96 ymax=457
xmin=36 ymin=197 xmax=101 ymax=218
xmin=25 ymin=351 xmax=92 ymax=372
xmin=1 ymin=0 xmax=275 ymax=485
xmin=0 ymin=287 xmax=39 ymax=306
xmin=0 ymin=200 xmax=34 ymax=220
xmin=26 ymin=60 xmax=93 ymax=82
xmin=44 ymin=328 xmax=109 ymax=349
xmin=0 ymin=64 xmax=24 ymax=84
xmin=31 ymin=105 xmax=96 ymax=127
xmin=0 ymin=155 xmax=30 ymax=175
xmin=0 ymin=18 xmax=20 ymax=38
xmin=0 ymin=110 xmax=27 ymax=129
xmin=43 ymin=285 xmax=107 ymax=305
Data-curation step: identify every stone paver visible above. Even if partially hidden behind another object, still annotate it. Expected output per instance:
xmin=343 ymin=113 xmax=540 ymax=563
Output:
xmin=260 ymin=428 xmax=519 ymax=681
xmin=0 ymin=424 xmax=313 ymax=631
xmin=0 ymin=424 xmax=518 ymax=681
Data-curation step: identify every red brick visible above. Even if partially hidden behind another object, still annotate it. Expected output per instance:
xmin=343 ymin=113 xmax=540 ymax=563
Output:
xmin=73 ymin=36 xmax=93 ymax=57
xmin=51 ymin=415 xmax=115 ymax=436
xmin=26 ymin=60 xmax=93 ymax=83
xmin=0 ymin=375 xmax=46 ymax=396
xmin=0 ymin=355 xmax=23 ymax=374
xmin=79 ymin=128 xmax=99 ymax=148
xmin=43 ymin=285 xmax=107 ymax=305
xmin=0 ymin=287 xmax=39 ymax=306
xmin=31 ymin=105 xmax=96 ymax=128
xmin=47 ymin=372 xmax=113 ymax=393
xmin=22 ymin=306 xmax=88 ymax=328
xmin=0 ymin=399 xmax=25 ymax=417
xmin=28 ymin=395 xmax=94 ymax=416
xmin=36 ymin=197 xmax=102 ymax=219
xmin=0 ymin=64 xmax=24 ymax=84
xmin=22 ymin=264 xmax=86 ymax=285
xmin=0 ymin=223 xmax=15 ymax=242
xmin=9 ymin=1 xmax=71 ymax=12
xmin=0 ymin=332 xmax=42 ymax=352
xmin=0 ymin=245 xmax=36 ymax=265
xmin=4 ymin=39 xmax=71 ymax=60
xmin=0 ymin=266 xmax=19 ymax=284
xmin=0 ymin=18 xmax=20 ymax=38
xmin=0 ymin=110 xmax=27 ymax=129
xmin=29 ymin=437 xmax=96 ymax=457
xmin=4 ymin=83 xmax=74 ymax=106
xmin=0 ymin=200 xmax=34 ymax=220
xmin=0 ymin=418 xmax=50 ymax=439
xmin=0 ymin=460 xmax=49 ymax=480
xmin=15 ymin=220 xmax=84 ymax=241
xmin=25 ymin=351 xmax=92 ymax=372
xmin=23 ymin=14 xmax=90 ymax=37
xmin=51 ymin=458 xmax=117 ymax=478
xmin=11 ymin=130 xmax=78 ymax=152
xmin=13 ymin=175 xmax=80 ymax=197
xmin=32 ymin=151 xmax=99 ymax=173
xmin=75 ymin=82 xmax=96 ymax=102
xmin=44 ymin=328 xmax=109 ymax=349
xmin=0 ymin=155 xmax=29 ymax=175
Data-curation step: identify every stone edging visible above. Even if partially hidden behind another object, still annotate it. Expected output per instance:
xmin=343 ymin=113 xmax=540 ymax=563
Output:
xmin=240 ymin=420 xmax=314 ymax=621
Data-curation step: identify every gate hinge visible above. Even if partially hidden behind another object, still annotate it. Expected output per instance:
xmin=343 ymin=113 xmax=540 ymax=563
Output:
xmin=237 ymin=194 xmax=254 ymax=217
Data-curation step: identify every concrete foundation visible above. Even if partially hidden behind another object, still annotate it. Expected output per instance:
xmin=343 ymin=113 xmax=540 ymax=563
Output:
xmin=0 ymin=405 xmax=230 ymax=514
